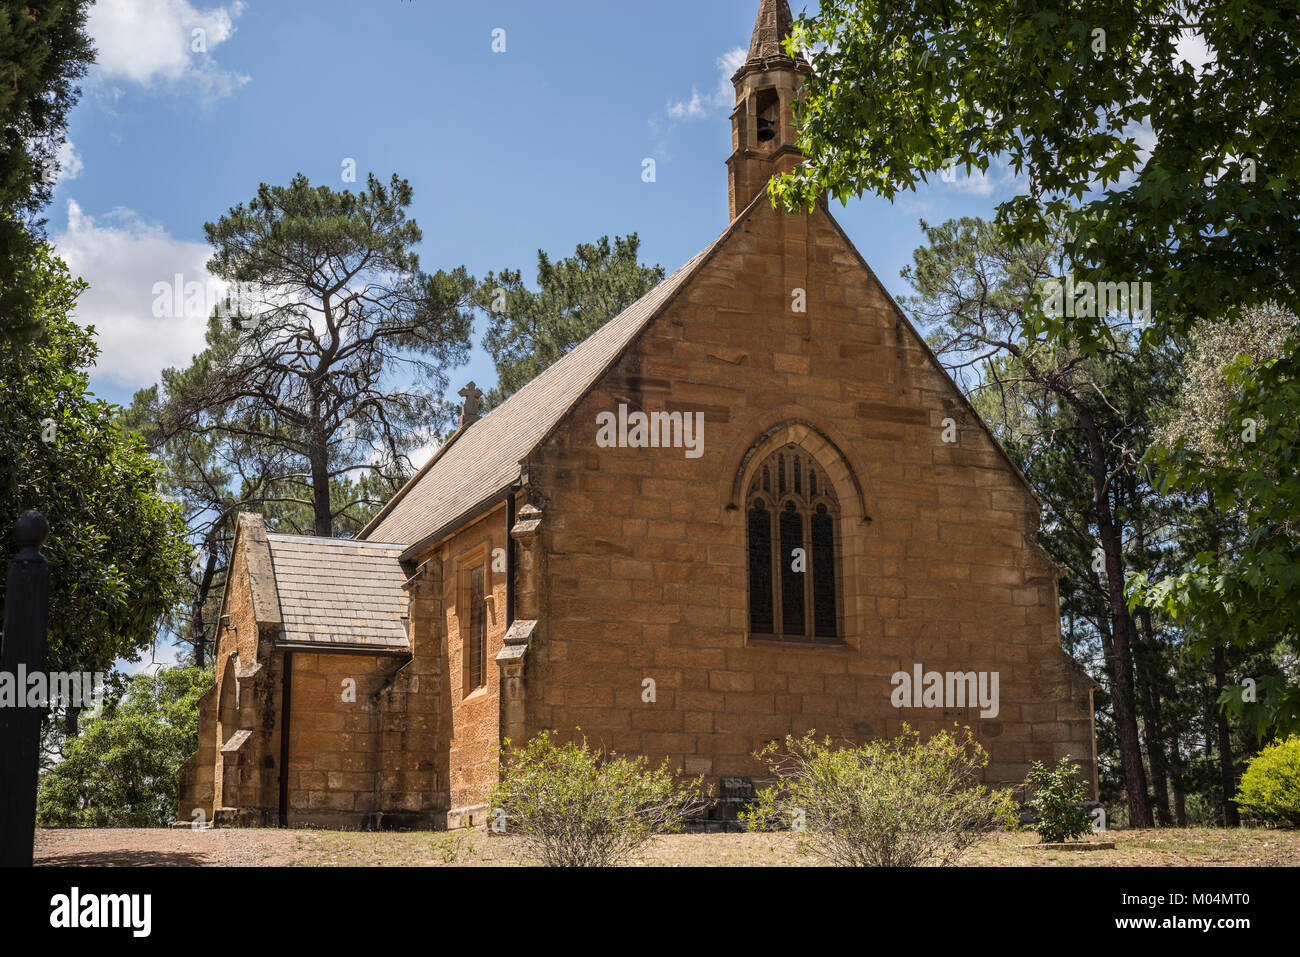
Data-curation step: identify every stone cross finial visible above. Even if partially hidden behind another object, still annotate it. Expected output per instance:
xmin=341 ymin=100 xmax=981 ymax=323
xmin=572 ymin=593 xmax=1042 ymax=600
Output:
xmin=458 ymin=381 xmax=484 ymax=429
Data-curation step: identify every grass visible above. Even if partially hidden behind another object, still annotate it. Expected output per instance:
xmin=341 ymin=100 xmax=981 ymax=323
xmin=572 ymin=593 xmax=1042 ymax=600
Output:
xmin=287 ymin=827 xmax=1300 ymax=867
xmin=35 ymin=825 xmax=1300 ymax=867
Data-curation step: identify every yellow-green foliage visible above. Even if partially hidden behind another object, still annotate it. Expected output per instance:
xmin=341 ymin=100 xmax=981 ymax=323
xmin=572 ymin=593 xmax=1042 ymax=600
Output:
xmin=1235 ymin=736 xmax=1300 ymax=827
xmin=743 ymin=725 xmax=1016 ymax=866
xmin=490 ymin=731 xmax=706 ymax=866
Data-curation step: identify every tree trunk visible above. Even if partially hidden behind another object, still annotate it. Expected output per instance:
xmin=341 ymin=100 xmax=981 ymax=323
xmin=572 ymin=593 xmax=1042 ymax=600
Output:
xmin=1134 ymin=610 xmax=1172 ymax=826
xmin=1078 ymin=409 xmax=1153 ymax=827
xmin=1172 ymin=773 xmax=1188 ymax=827
xmin=1163 ymin=674 xmax=1188 ymax=827
xmin=1129 ymin=496 xmax=1171 ymax=826
xmin=190 ymin=535 xmax=220 ymax=670
xmin=1211 ymin=645 xmax=1241 ymax=827
xmin=308 ymin=388 xmax=332 ymax=537
xmin=1136 ymin=661 xmax=1171 ymax=825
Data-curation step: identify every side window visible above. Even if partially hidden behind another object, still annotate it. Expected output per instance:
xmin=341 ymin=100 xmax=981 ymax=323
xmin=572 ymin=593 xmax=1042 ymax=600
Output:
xmin=458 ymin=553 xmax=489 ymax=695
xmin=467 ymin=563 xmax=486 ymax=692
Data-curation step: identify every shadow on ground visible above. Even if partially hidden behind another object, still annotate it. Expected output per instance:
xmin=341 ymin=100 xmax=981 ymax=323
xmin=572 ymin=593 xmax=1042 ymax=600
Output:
xmin=37 ymin=849 xmax=207 ymax=867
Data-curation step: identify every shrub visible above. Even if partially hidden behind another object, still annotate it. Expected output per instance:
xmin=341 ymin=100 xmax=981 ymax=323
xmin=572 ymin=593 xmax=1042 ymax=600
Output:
xmin=489 ymin=731 xmax=706 ymax=866
xmin=1234 ymin=736 xmax=1300 ymax=827
xmin=742 ymin=725 xmax=1016 ymax=866
xmin=1024 ymin=756 xmax=1092 ymax=843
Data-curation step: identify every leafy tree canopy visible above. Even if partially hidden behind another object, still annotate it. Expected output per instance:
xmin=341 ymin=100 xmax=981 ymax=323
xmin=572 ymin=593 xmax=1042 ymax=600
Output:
xmin=0 ymin=1 xmax=94 ymax=342
xmin=0 ymin=238 xmax=190 ymax=676
xmin=775 ymin=0 xmax=1299 ymax=346
xmin=37 ymin=667 xmax=214 ymax=828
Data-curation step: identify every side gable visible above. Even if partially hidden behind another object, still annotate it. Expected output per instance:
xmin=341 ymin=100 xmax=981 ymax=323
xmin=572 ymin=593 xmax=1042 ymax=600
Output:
xmin=519 ymin=185 xmax=1093 ymax=794
xmin=265 ymin=534 xmax=410 ymax=653
xmin=212 ymin=512 xmax=283 ymax=662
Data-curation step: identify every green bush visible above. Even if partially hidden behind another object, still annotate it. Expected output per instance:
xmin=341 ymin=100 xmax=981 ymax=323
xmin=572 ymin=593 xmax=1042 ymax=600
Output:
xmin=742 ymin=725 xmax=1016 ymax=866
xmin=1234 ymin=736 xmax=1300 ymax=827
xmin=1024 ymin=756 xmax=1092 ymax=843
xmin=489 ymin=731 xmax=706 ymax=866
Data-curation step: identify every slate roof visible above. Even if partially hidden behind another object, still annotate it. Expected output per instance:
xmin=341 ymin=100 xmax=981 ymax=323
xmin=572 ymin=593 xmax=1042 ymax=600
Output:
xmin=359 ymin=208 xmax=751 ymax=556
xmin=265 ymin=533 xmax=410 ymax=652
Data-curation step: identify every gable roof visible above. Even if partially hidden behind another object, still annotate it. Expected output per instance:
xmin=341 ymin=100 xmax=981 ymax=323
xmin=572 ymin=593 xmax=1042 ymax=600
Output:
xmin=361 ymin=191 xmax=1044 ymax=560
xmin=265 ymin=533 xmax=411 ymax=653
xmin=359 ymin=200 xmax=758 ymax=556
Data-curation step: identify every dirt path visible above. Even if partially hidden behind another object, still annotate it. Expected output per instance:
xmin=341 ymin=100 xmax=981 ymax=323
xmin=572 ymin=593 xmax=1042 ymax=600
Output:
xmin=34 ymin=828 xmax=301 ymax=867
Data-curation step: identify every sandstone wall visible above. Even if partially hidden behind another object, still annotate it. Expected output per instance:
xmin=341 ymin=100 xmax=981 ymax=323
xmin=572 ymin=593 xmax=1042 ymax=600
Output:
xmin=521 ymin=200 xmax=1097 ymax=795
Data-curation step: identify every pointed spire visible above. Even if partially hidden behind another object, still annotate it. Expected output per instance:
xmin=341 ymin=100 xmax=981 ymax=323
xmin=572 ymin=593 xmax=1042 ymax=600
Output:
xmin=747 ymin=0 xmax=799 ymax=62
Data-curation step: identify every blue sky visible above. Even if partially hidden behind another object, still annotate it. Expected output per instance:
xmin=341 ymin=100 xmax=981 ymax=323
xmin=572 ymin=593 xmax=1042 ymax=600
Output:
xmin=51 ymin=0 xmax=1019 ymax=413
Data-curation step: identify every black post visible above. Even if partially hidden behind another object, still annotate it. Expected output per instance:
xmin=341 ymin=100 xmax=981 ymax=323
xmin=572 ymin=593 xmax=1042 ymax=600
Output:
xmin=0 ymin=510 xmax=51 ymax=867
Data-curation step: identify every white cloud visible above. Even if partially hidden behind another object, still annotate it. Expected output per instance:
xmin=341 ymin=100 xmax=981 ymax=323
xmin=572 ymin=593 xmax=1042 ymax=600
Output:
xmin=945 ymin=163 xmax=998 ymax=197
xmin=1175 ymin=30 xmax=1215 ymax=74
xmin=667 ymin=47 xmax=747 ymax=120
xmin=87 ymin=0 xmax=249 ymax=99
xmin=53 ymin=200 xmax=216 ymax=388
xmin=668 ymin=89 xmax=708 ymax=121
xmin=936 ymin=156 xmax=1028 ymax=197
xmin=54 ymin=140 xmax=84 ymax=183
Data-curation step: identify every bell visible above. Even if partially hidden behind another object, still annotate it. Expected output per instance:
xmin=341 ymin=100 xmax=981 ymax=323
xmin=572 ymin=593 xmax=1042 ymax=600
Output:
xmin=757 ymin=117 xmax=776 ymax=142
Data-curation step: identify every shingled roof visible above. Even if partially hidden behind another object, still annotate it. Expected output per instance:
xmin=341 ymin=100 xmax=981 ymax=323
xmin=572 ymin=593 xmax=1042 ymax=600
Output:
xmin=359 ymin=204 xmax=755 ymax=557
xmin=265 ymin=533 xmax=411 ymax=653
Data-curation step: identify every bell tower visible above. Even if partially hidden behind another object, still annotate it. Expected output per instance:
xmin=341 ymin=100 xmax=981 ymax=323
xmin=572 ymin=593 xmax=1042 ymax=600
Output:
xmin=726 ymin=0 xmax=812 ymax=221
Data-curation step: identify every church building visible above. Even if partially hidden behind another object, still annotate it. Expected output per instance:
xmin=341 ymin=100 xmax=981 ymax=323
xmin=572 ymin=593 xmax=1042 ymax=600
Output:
xmin=177 ymin=0 xmax=1098 ymax=830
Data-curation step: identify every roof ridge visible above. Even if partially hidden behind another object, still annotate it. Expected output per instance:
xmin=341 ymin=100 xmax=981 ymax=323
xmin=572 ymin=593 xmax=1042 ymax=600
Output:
xmin=267 ymin=532 xmax=407 ymax=549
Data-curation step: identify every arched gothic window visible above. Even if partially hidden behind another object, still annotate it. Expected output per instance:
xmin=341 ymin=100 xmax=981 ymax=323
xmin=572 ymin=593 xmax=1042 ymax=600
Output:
xmin=746 ymin=444 xmax=841 ymax=641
